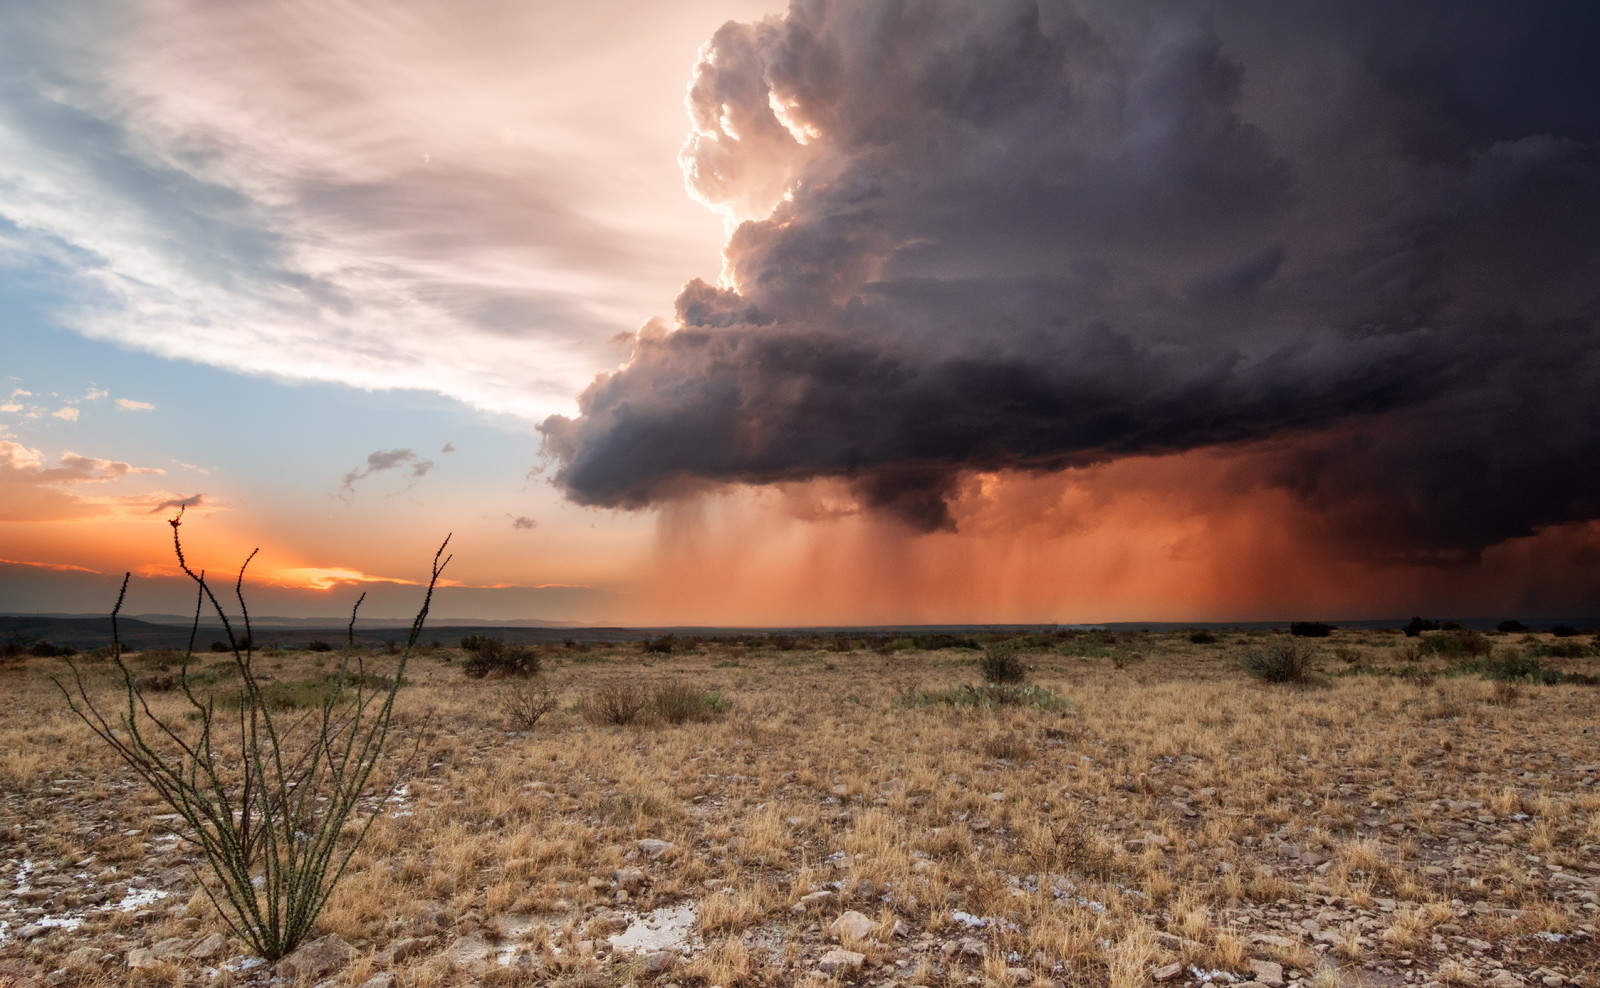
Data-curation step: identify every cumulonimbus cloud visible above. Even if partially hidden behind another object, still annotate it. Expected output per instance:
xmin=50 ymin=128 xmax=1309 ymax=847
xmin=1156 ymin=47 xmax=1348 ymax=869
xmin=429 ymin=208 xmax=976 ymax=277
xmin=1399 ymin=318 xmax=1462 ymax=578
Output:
xmin=542 ymin=0 xmax=1600 ymax=559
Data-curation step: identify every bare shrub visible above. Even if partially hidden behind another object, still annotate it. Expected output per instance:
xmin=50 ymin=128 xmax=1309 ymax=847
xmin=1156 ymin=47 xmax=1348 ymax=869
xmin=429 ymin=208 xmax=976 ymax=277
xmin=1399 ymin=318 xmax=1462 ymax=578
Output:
xmin=461 ymin=637 xmax=540 ymax=678
xmin=499 ymin=682 xmax=560 ymax=730
xmin=981 ymin=732 xmax=1033 ymax=760
xmin=651 ymin=682 xmax=730 ymax=724
xmin=583 ymin=682 xmax=649 ymax=725
xmin=1241 ymin=639 xmax=1315 ymax=683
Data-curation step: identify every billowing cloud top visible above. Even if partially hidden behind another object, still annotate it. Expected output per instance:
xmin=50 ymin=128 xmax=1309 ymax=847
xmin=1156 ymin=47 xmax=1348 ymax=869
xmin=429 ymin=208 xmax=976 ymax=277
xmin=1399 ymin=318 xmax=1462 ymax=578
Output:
xmin=542 ymin=0 xmax=1600 ymax=557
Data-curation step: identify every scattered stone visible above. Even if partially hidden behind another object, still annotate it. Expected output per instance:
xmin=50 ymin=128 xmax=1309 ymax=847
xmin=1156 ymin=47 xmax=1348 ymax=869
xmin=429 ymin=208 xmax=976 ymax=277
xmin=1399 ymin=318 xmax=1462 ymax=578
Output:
xmin=440 ymin=933 xmax=493 ymax=974
xmin=829 ymin=910 xmax=876 ymax=942
xmin=615 ymin=866 xmax=648 ymax=891
xmin=643 ymin=950 xmax=679 ymax=974
xmin=388 ymin=937 xmax=431 ymax=963
xmin=1250 ymin=959 xmax=1286 ymax=987
xmin=126 ymin=937 xmax=189 ymax=970
xmin=278 ymin=934 xmax=358 ymax=981
xmin=794 ymin=890 xmax=837 ymax=913
xmin=64 ymin=946 xmax=101 ymax=969
xmin=1008 ymin=967 xmax=1035 ymax=983
xmin=188 ymin=932 xmax=227 ymax=961
xmin=818 ymin=947 xmax=866 ymax=973
xmin=638 ymin=839 xmax=676 ymax=860
xmin=357 ymin=974 xmax=397 ymax=988
xmin=1152 ymin=962 xmax=1184 ymax=981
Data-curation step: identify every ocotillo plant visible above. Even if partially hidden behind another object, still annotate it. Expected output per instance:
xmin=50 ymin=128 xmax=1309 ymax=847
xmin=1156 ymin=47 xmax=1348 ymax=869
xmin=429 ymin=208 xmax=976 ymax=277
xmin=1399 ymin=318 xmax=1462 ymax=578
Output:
xmin=56 ymin=513 xmax=450 ymax=960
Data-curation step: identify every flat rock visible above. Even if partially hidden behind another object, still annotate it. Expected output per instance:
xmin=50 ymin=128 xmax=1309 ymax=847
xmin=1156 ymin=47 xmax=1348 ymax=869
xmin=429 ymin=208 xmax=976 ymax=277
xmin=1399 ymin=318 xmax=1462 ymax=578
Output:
xmin=441 ymin=933 xmax=493 ymax=974
xmin=1152 ymin=962 xmax=1184 ymax=981
xmin=278 ymin=934 xmax=358 ymax=981
xmin=829 ymin=910 xmax=876 ymax=942
xmin=643 ymin=950 xmax=678 ymax=974
xmin=638 ymin=839 xmax=675 ymax=860
xmin=818 ymin=947 xmax=866 ymax=973
xmin=1250 ymin=959 xmax=1286 ymax=987
xmin=794 ymin=890 xmax=837 ymax=913
xmin=188 ymin=932 xmax=227 ymax=961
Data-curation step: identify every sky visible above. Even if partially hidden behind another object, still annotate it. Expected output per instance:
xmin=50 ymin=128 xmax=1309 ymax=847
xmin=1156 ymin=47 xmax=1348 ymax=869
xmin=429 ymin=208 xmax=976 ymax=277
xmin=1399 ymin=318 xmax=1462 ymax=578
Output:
xmin=4 ymin=0 xmax=1600 ymax=627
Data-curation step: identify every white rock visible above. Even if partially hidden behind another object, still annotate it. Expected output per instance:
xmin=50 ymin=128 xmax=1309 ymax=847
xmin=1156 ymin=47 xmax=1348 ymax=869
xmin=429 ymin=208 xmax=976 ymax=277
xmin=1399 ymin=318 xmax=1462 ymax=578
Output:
xmin=638 ymin=839 xmax=675 ymax=860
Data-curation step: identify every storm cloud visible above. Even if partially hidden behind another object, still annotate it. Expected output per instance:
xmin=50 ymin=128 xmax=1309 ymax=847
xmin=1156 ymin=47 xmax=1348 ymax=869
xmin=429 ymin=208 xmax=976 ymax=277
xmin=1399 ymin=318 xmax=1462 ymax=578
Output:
xmin=543 ymin=0 xmax=1600 ymax=555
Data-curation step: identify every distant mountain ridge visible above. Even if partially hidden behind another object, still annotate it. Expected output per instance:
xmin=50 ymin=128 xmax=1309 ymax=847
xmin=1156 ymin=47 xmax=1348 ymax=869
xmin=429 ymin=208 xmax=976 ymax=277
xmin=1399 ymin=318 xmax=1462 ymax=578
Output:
xmin=4 ymin=612 xmax=1595 ymax=651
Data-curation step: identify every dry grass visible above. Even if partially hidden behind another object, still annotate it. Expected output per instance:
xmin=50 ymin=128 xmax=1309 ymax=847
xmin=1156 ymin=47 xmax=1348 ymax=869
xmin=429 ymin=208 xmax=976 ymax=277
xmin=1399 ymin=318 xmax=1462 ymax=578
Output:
xmin=2 ymin=629 xmax=1598 ymax=987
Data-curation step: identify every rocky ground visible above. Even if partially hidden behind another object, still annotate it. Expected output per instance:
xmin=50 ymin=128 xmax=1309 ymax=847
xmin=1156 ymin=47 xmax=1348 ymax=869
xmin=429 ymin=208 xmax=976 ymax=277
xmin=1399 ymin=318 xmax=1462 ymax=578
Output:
xmin=2 ymin=629 xmax=1597 ymax=987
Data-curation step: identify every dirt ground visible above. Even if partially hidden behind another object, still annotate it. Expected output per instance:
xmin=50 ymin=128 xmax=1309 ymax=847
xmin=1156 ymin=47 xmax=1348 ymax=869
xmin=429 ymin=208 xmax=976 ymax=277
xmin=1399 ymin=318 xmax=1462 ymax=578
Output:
xmin=2 ymin=628 xmax=1597 ymax=988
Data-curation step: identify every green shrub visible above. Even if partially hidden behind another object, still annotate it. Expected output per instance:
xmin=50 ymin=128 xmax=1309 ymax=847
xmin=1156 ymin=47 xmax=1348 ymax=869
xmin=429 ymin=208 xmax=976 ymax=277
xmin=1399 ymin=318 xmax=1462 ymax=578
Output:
xmin=28 ymin=640 xmax=77 ymax=658
xmin=1497 ymin=620 xmax=1528 ymax=633
xmin=650 ymin=682 xmax=730 ymax=724
xmin=978 ymin=643 xmax=1027 ymax=684
xmin=641 ymin=634 xmax=677 ymax=654
xmin=1241 ymin=639 xmax=1315 ymax=683
xmin=1534 ymin=639 xmax=1593 ymax=658
xmin=1551 ymin=625 xmax=1580 ymax=637
xmin=1187 ymin=629 xmax=1218 ymax=645
xmin=1403 ymin=617 xmax=1440 ymax=637
xmin=305 ymin=640 xmax=334 ymax=652
xmin=1419 ymin=630 xmax=1491 ymax=657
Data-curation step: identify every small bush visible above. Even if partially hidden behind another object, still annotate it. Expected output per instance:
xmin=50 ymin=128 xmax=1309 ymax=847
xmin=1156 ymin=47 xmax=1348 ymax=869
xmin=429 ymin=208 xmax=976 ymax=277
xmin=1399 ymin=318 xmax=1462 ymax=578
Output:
xmin=1497 ymin=620 xmax=1528 ymax=633
xmin=896 ymin=683 xmax=1073 ymax=712
xmin=1419 ymin=630 xmax=1491 ymax=658
xmin=1111 ymin=650 xmax=1143 ymax=669
xmin=28 ymin=640 xmax=78 ymax=658
xmin=1241 ymin=639 xmax=1315 ymax=683
xmin=1403 ymin=617 xmax=1440 ymax=637
xmin=650 ymin=682 xmax=730 ymax=724
xmin=981 ymin=733 xmax=1033 ymax=760
xmin=1550 ymin=625 xmax=1580 ymax=638
xmin=583 ymin=683 xmax=649 ymax=725
xmin=1187 ymin=629 xmax=1218 ymax=645
xmin=641 ymin=634 xmax=677 ymax=654
xmin=305 ymin=640 xmax=334 ymax=652
xmin=1538 ymin=639 xmax=1593 ymax=659
xmin=1289 ymin=621 xmax=1335 ymax=638
xmin=499 ymin=682 xmax=560 ymax=730
xmin=978 ymin=643 xmax=1027 ymax=684
xmin=460 ymin=636 xmax=540 ymax=678
xmin=1334 ymin=645 xmax=1363 ymax=665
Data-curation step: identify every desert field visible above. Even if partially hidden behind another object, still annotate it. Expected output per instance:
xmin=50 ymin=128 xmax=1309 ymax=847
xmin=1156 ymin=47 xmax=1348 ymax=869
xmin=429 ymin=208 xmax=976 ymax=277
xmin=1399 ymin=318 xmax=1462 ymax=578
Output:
xmin=2 ymin=628 xmax=1598 ymax=988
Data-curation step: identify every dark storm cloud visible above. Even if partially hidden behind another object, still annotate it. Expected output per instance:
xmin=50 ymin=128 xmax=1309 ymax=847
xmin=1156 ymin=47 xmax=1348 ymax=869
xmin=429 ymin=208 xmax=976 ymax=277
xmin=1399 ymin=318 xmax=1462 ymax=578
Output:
xmin=543 ymin=0 xmax=1600 ymax=551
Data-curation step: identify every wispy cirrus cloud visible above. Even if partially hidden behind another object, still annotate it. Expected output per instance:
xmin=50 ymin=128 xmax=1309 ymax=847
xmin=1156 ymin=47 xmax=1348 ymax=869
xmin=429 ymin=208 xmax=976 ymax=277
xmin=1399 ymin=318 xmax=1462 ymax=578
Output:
xmin=0 ymin=0 xmax=751 ymax=421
